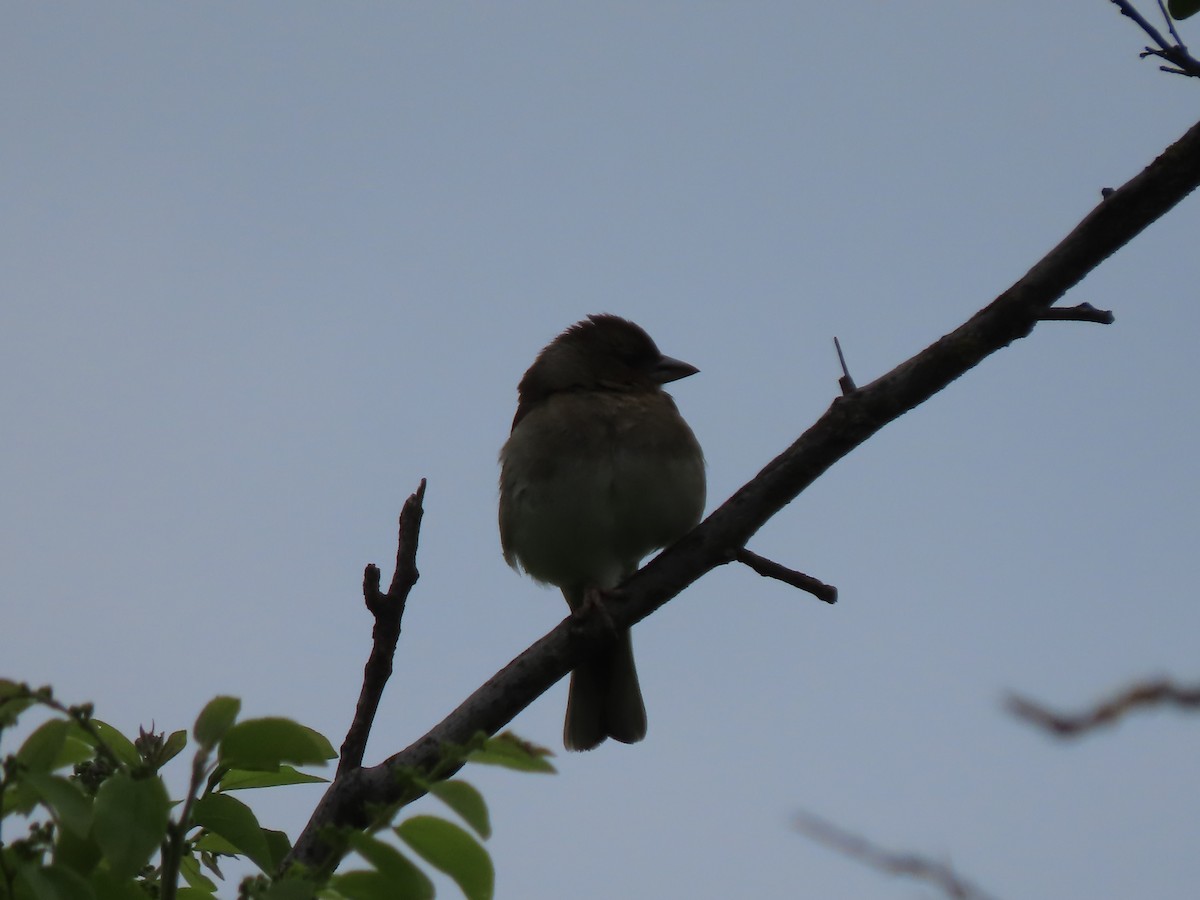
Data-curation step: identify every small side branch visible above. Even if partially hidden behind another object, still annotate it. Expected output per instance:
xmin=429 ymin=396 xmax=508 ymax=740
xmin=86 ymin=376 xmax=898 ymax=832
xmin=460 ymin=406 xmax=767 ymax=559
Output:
xmin=795 ymin=813 xmax=1002 ymax=900
xmin=338 ymin=479 xmax=428 ymax=776
xmin=733 ymin=549 xmax=838 ymax=604
xmin=833 ymin=336 xmax=857 ymax=395
xmin=1110 ymin=0 xmax=1200 ymax=77
xmin=1007 ymin=677 xmax=1200 ymax=738
xmin=1157 ymin=0 xmax=1188 ymax=48
xmin=1036 ymin=302 xmax=1115 ymax=324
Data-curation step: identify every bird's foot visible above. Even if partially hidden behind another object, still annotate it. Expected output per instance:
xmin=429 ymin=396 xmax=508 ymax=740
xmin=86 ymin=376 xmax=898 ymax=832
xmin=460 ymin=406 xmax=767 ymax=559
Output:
xmin=568 ymin=586 xmax=620 ymax=646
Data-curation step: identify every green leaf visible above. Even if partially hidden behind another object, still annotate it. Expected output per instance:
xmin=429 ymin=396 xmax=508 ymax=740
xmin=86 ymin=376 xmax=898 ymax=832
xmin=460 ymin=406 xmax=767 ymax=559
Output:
xmin=465 ymin=734 xmax=555 ymax=773
xmin=89 ymin=722 xmax=140 ymax=769
xmin=54 ymin=825 xmax=103 ymax=876
xmin=88 ymin=865 xmax=147 ymax=900
xmin=57 ymin=735 xmax=98 ymax=769
xmin=344 ymin=832 xmax=434 ymax=897
xmin=218 ymin=719 xmax=335 ymax=771
xmin=193 ymin=697 xmax=241 ymax=748
xmin=158 ymin=730 xmax=188 ymax=766
xmin=2 ymin=778 xmax=39 ymax=816
xmin=193 ymin=831 xmax=239 ymax=855
xmin=258 ymin=881 xmax=321 ymax=900
xmin=192 ymin=792 xmax=276 ymax=872
xmin=17 ymin=720 xmax=71 ymax=772
xmin=217 ymin=766 xmax=328 ymax=790
xmin=428 ymin=780 xmax=490 ymax=839
xmin=394 ymin=816 xmax=493 ymax=900
xmin=263 ymin=828 xmax=293 ymax=867
xmin=90 ymin=774 xmax=170 ymax=879
xmin=1168 ymin=0 xmax=1200 ymax=20
xmin=332 ymin=869 xmax=433 ymax=900
xmin=177 ymin=888 xmax=219 ymax=900
xmin=179 ymin=853 xmax=217 ymax=891
xmin=16 ymin=862 xmax=96 ymax=900
xmin=0 ymin=680 xmax=36 ymax=726
xmin=22 ymin=773 xmax=92 ymax=837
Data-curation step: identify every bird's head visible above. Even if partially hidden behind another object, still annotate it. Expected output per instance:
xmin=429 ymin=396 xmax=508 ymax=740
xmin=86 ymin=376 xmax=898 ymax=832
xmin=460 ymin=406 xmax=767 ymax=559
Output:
xmin=517 ymin=314 xmax=698 ymax=406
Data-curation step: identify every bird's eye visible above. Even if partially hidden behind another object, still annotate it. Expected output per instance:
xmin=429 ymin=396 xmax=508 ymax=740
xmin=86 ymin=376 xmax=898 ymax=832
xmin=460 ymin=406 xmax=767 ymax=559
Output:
xmin=619 ymin=339 xmax=658 ymax=368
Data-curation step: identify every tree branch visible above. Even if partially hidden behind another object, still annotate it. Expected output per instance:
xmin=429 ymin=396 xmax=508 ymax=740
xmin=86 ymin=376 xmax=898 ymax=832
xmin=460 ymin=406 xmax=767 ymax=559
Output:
xmin=795 ymin=813 xmax=1002 ymax=900
xmin=288 ymin=114 xmax=1200 ymax=874
xmin=732 ymin=549 xmax=837 ymax=603
xmin=1037 ymin=302 xmax=1115 ymax=324
xmin=337 ymin=479 xmax=426 ymax=776
xmin=1156 ymin=0 xmax=1188 ymax=50
xmin=1008 ymin=677 xmax=1200 ymax=737
xmin=1110 ymin=0 xmax=1200 ymax=76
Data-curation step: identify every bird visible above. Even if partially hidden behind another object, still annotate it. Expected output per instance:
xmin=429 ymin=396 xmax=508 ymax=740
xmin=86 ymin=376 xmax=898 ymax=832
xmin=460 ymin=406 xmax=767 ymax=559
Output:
xmin=499 ymin=314 xmax=706 ymax=751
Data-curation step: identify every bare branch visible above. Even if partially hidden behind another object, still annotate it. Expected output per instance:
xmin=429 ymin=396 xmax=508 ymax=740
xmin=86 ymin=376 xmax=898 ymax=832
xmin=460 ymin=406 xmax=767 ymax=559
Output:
xmin=833 ymin=336 xmax=857 ymax=394
xmin=1110 ymin=0 xmax=1200 ymax=76
xmin=1156 ymin=0 xmax=1188 ymax=50
xmin=338 ymin=479 xmax=427 ymax=776
xmin=288 ymin=114 xmax=1200 ymax=874
xmin=1036 ymin=302 xmax=1115 ymax=324
xmin=1113 ymin=0 xmax=1175 ymax=50
xmin=795 ymin=813 xmax=1002 ymax=900
xmin=1008 ymin=678 xmax=1200 ymax=738
xmin=732 ymin=549 xmax=837 ymax=603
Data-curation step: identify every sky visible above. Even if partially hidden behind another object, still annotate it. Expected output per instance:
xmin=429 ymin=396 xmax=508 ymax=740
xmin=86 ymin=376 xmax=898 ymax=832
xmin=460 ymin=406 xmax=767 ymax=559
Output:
xmin=4 ymin=3 xmax=1200 ymax=898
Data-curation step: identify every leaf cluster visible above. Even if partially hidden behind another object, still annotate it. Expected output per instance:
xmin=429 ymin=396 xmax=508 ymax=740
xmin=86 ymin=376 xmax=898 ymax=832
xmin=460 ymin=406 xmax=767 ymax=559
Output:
xmin=0 ymin=682 xmax=550 ymax=900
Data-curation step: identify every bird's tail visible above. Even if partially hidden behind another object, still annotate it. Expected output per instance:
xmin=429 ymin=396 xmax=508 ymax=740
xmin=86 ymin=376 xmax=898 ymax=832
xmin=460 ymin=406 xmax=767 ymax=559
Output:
xmin=564 ymin=628 xmax=647 ymax=751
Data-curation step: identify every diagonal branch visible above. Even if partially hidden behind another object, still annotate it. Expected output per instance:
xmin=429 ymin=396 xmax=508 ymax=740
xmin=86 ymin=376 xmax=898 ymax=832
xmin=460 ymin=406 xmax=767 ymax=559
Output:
xmin=287 ymin=113 xmax=1200 ymax=873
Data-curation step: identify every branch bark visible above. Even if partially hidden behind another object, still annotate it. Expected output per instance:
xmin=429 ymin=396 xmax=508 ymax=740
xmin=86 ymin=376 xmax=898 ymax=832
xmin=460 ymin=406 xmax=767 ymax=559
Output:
xmin=337 ymin=479 xmax=426 ymax=776
xmin=1009 ymin=678 xmax=1200 ymax=737
xmin=287 ymin=114 xmax=1200 ymax=873
xmin=795 ymin=812 xmax=1002 ymax=900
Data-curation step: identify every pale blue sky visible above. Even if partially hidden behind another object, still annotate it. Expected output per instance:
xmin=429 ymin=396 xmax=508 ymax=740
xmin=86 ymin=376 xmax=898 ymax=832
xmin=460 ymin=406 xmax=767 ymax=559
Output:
xmin=4 ymin=3 xmax=1200 ymax=898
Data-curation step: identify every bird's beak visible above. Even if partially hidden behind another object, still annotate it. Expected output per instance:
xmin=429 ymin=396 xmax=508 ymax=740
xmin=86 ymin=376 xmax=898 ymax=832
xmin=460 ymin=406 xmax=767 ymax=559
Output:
xmin=652 ymin=354 xmax=700 ymax=384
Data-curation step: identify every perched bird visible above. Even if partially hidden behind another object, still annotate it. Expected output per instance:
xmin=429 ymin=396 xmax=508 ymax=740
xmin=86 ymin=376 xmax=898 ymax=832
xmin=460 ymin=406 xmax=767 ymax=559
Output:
xmin=499 ymin=315 xmax=706 ymax=751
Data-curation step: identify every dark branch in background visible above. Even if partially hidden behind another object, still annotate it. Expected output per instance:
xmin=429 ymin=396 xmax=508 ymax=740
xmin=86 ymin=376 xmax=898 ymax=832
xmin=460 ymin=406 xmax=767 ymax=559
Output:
xmin=795 ymin=813 xmax=1002 ymax=900
xmin=337 ymin=479 xmax=426 ymax=777
xmin=1036 ymin=302 xmax=1115 ymax=323
xmin=285 ymin=110 xmax=1200 ymax=882
xmin=1110 ymin=0 xmax=1200 ymax=76
xmin=732 ymin=549 xmax=837 ymax=604
xmin=1008 ymin=678 xmax=1200 ymax=738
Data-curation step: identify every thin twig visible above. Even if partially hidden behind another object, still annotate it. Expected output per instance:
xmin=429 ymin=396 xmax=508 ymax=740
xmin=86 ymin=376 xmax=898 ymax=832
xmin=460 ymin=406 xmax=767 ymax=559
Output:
xmin=1110 ymin=0 xmax=1200 ymax=76
xmin=1036 ymin=302 xmax=1115 ymax=324
xmin=733 ymin=549 xmax=837 ymax=603
xmin=833 ymin=336 xmax=857 ymax=394
xmin=1156 ymin=0 xmax=1187 ymax=49
xmin=795 ymin=813 xmax=1002 ymax=900
xmin=338 ymin=479 xmax=427 ymax=776
xmin=1113 ymin=0 xmax=1174 ymax=49
xmin=1008 ymin=678 xmax=1200 ymax=738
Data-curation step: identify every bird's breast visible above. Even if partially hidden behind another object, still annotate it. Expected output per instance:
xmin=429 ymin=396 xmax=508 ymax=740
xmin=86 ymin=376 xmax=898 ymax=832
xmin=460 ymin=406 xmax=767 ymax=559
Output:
xmin=498 ymin=390 xmax=705 ymax=592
